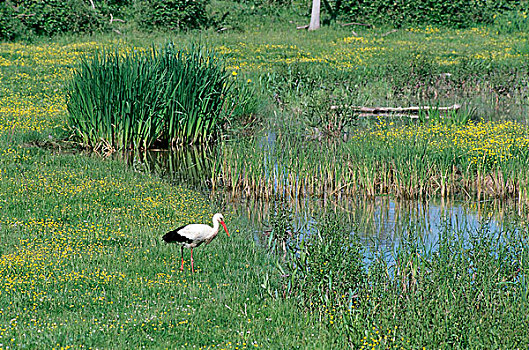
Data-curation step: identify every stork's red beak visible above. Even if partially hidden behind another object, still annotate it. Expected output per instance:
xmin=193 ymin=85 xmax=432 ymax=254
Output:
xmin=220 ymin=221 xmax=230 ymax=237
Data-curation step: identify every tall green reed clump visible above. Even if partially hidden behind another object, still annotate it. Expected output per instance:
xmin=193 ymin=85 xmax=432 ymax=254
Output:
xmin=67 ymin=43 xmax=231 ymax=150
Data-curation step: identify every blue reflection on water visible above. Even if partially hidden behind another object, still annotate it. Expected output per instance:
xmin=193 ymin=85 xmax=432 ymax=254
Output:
xmin=231 ymin=196 xmax=522 ymax=264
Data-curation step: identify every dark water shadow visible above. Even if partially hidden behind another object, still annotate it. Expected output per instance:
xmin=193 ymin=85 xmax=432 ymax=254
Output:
xmin=116 ymin=145 xmax=217 ymax=192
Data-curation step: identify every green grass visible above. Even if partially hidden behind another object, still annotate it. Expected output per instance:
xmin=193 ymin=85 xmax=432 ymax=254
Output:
xmin=0 ymin=147 xmax=334 ymax=348
xmin=0 ymin=37 xmax=329 ymax=348
xmin=1 ymin=20 xmax=529 ymax=348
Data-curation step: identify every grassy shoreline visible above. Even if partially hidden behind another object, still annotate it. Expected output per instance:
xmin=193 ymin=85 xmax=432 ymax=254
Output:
xmin=0 ymin=146 xmax=335 ymax=348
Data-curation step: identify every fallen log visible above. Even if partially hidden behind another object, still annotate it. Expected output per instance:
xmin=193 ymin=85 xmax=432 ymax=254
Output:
xmin=357 ymin=113 xmax=444 ymax=119
xmin=109 ymin=14 xmax=125 ymax=24
xmin=381 ymin=29 xmax=398 ymax=37
xmin=341 ymin=22 xmax=374 ymax=28
xmin=331 ymin=104 xmax=461 ymax=115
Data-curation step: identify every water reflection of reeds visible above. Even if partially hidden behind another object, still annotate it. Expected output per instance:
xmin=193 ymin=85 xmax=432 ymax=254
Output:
xmin=220 ymin=194 xmax=528 ymax=250
xmin=119 ymin=146 xmax=216 ymax=191
xmin=118 ymin=146 xmax=528 ymax=249
xmin=117 ymin=137 xmax=529 ymax=210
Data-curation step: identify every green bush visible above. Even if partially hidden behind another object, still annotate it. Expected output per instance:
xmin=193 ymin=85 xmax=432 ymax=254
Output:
xmin=134 ymin=0 xmax=210 ymax=30
xmin=226 ymin=78 xmax=262 ymax=134
xmin=493 ymin=8 xmax=529 ymax=34
xmin=0 ymin=0 xmax=212 ymax=40
xmin=332 ymin=0 xmax=519 ymax=28
xmin=0 ymin=0 xmax=106 ymax=39
xmin=67 ymin=43 xmax=233 ymax=150
xmin=0 ymin=2 xmax=27 ymax=40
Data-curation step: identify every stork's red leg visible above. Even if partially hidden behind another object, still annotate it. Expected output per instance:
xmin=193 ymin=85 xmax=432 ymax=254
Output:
xmin=180 ymin=246 xmax=184 ymax=271
xmin=190 ymin=248 xmax=194 ymax=273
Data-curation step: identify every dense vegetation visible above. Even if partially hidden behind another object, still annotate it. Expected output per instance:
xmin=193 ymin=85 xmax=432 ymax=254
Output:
xmin=335 ymin=0 xmax=522 ymax=27
xmin=1 ymin=1 xmax=529 ymax=348
xmin=0 ymin=0 xmax=210 ymax=40
xmin=0 ymin=0 xmax=527 ymax=40
xmin=67 ymin=43 xmax=233 ymax=150
xmin=268 ymin=209 xmax=529 ymax=348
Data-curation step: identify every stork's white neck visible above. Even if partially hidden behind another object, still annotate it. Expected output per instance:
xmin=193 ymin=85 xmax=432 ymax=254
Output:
xmin=211 ymin=218 xmax=220 ymax=232
xmin=204 ymin=214 xmax=224 ymax=244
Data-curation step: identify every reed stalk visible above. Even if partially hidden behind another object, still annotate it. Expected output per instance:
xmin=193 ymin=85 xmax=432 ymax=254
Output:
xmin=67 ymin=43 xmax=232 ymax=150
xmin=210 ymin=121 xmax=529 ymax=202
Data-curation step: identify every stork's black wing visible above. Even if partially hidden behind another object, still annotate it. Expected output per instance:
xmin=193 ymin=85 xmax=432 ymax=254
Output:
xmin=162 ymin=225 xmax=194 ymax=244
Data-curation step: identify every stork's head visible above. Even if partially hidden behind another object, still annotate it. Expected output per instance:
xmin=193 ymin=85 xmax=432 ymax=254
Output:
xmin=213 ymin=213 xmax=230 ymax=237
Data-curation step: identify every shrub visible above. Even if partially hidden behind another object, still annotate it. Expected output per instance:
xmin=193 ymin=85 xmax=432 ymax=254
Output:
xmin=225 ymin=78 xmax=262 ymax=135
xmin=332 ymin=0 xmax=519 ymax=28
xmin=493 ymin=8 xmax=529 ymax=34
xmin=0 ymin=0 xmax=211 ymax=40
xmin=0 ymin=2 xmax=27 ymax=40
xmin=134 ymin=0 xmax=210 ymax=31
xmin=67 ymin=43 xmax=233 ymax=151
xmin=0 ymin=0 xmax=106 ymax=39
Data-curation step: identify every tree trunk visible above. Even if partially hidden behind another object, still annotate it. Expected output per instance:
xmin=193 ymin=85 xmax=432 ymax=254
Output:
xmin=308 ymin=0 xmax=320 ymax=31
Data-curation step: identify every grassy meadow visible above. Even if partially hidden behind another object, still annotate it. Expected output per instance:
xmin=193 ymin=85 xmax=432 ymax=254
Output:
xmin=1 ymin=16 xmax=529 ymax=348
xmin=0 ymin=39 xmax=328 ymax=349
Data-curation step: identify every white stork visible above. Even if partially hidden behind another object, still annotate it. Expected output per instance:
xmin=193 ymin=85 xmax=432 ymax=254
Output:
xmin=162 ymin=213 xmax=230 ymax=273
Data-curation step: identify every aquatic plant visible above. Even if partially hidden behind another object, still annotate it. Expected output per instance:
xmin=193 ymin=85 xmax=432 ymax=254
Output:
xmin=212 ymin=119 xmax=529 ymax=202
xmin=346 ymin=219 xmax=529 ymax=348
xmin=271 ymin=211 xmax=529 ymax=348
xmin=266 ymin=197 xmax=294 ymax=259
xmin=67 ymin=43 xmax=232 ymax=151
xmin=286 ymin=212 xmax=366 ymax=312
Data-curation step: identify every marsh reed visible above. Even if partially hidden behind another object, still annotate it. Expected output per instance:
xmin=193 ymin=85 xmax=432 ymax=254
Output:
xmin=211 ymin=122 xmax=529 ymax=203
xmin=260 ymin=205 xmax=529 ymax=348
xmin=67 ymin=43 xmax=231 ymax=151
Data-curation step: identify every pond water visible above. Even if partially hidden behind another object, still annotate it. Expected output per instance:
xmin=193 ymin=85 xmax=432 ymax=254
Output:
xmin=120 ymin=148 xmax=527 ymax=252
xmin=223 ymin=194 xmax=525 ymax=252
